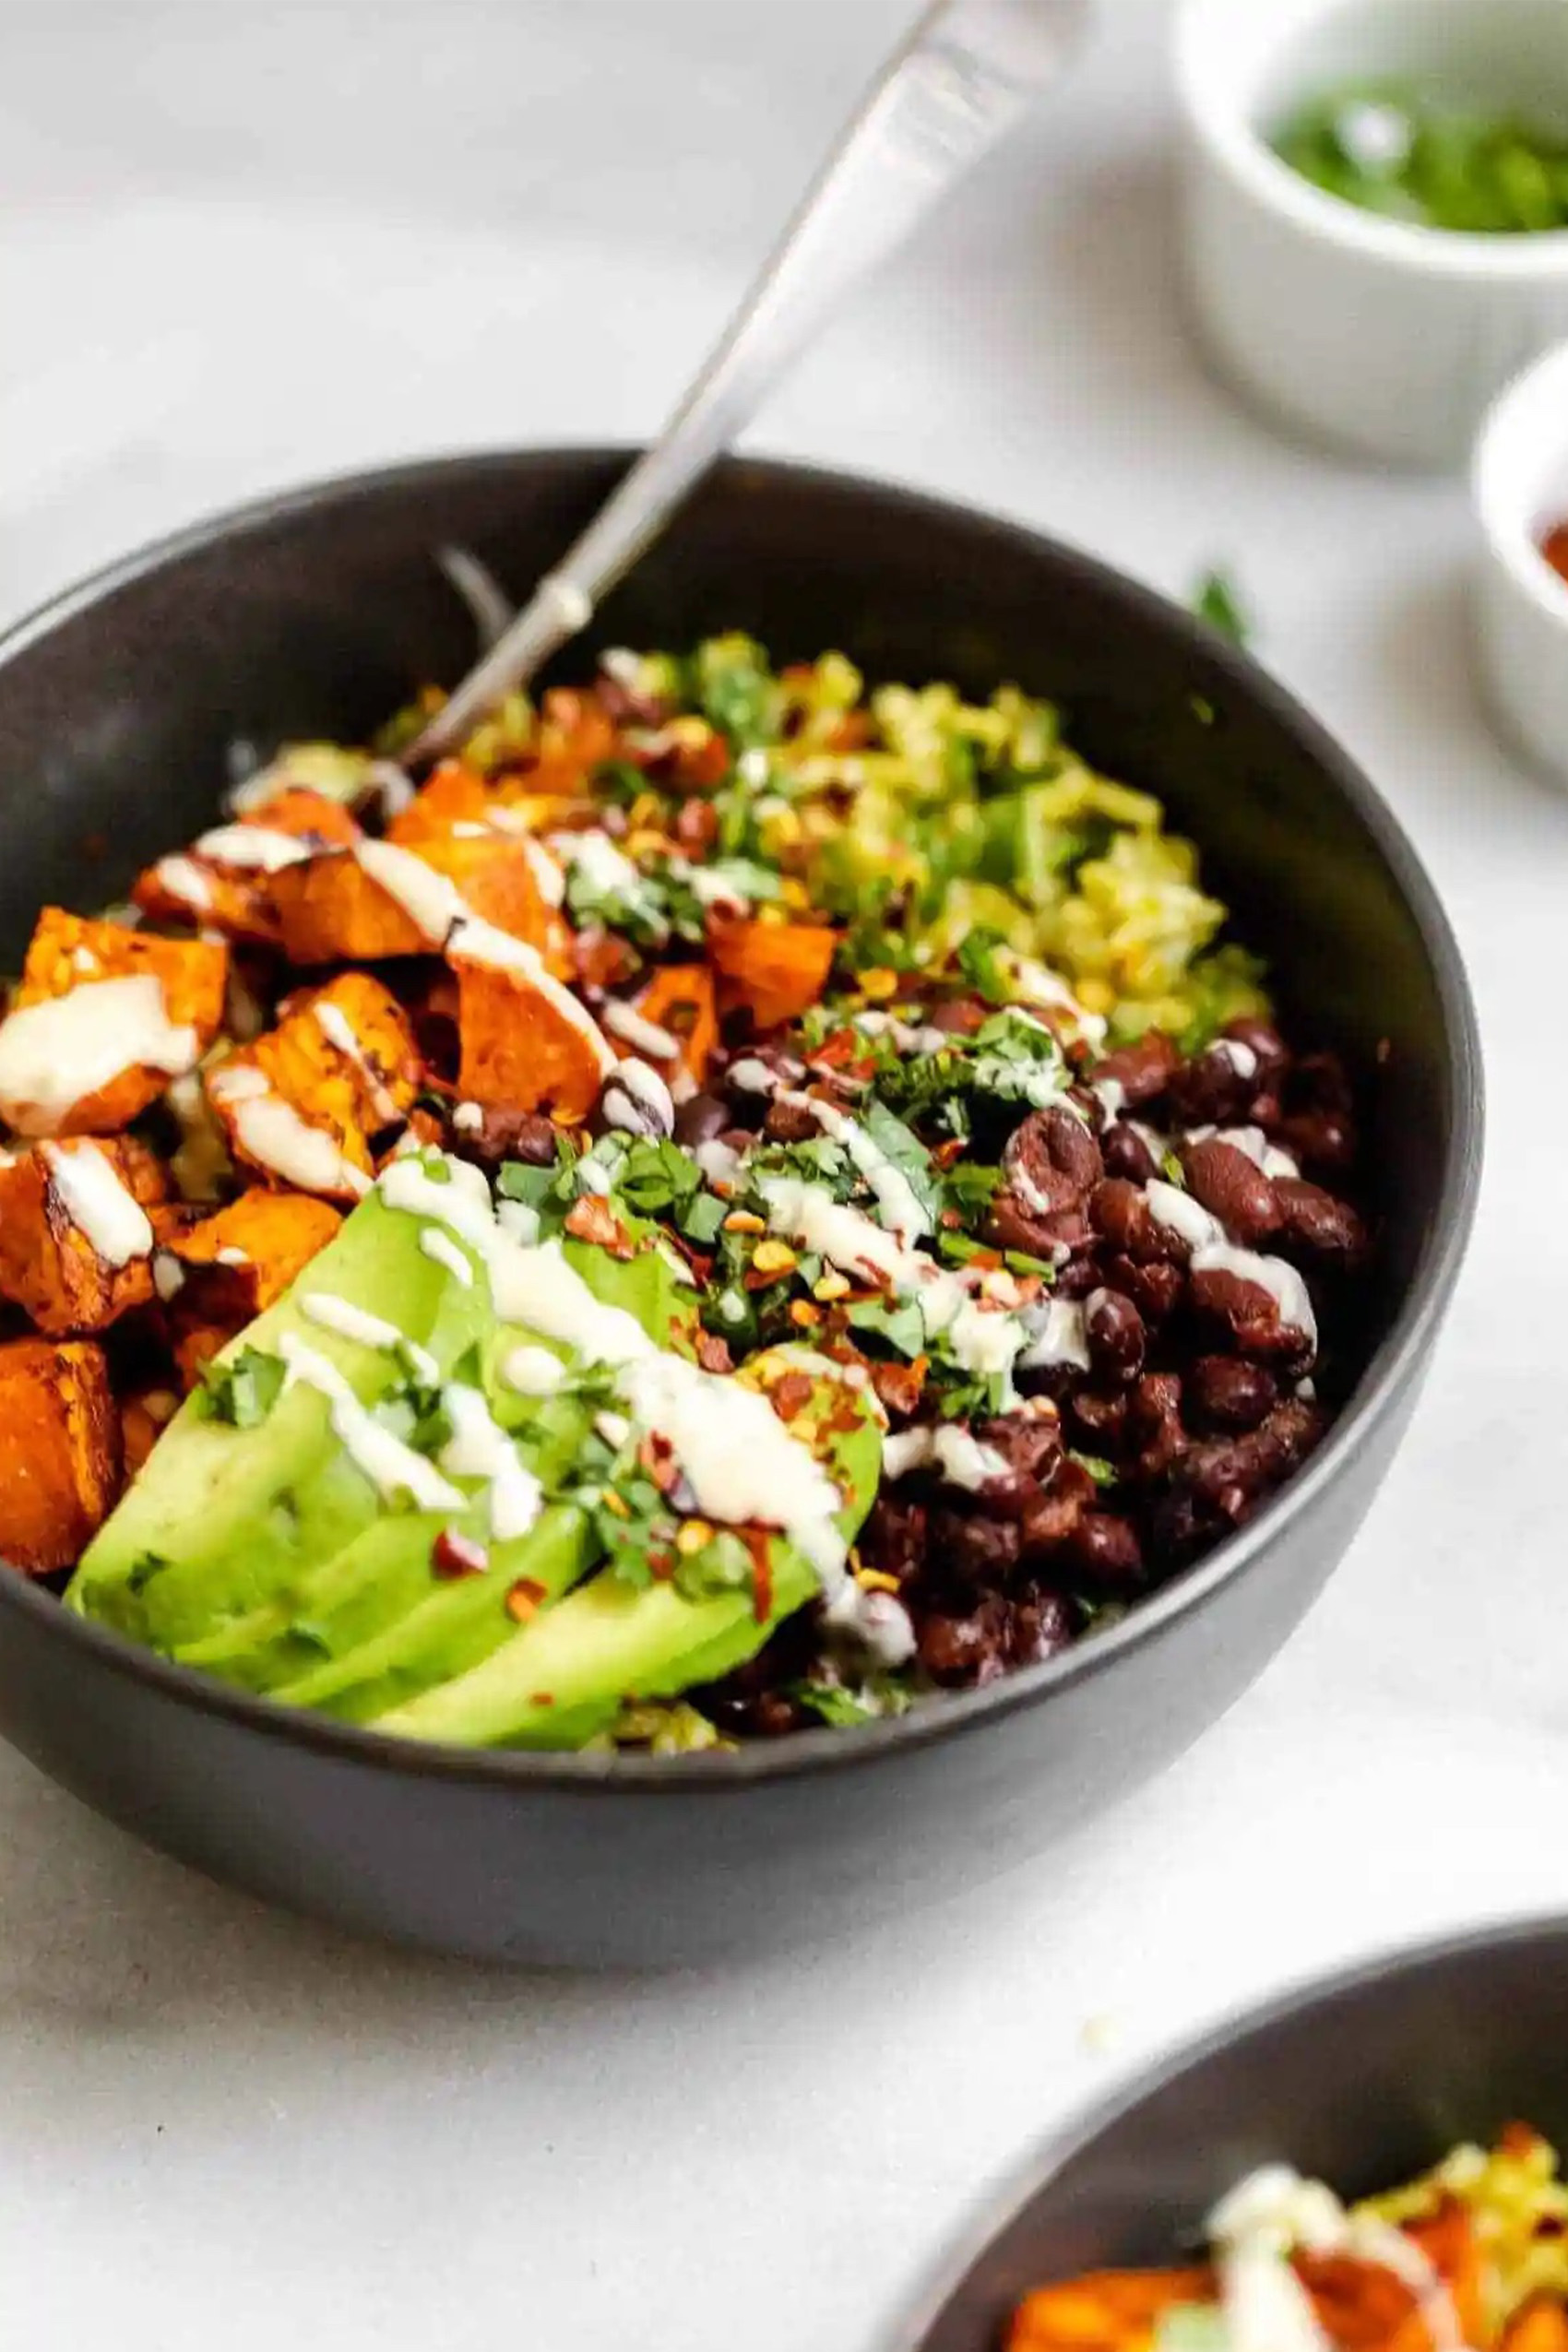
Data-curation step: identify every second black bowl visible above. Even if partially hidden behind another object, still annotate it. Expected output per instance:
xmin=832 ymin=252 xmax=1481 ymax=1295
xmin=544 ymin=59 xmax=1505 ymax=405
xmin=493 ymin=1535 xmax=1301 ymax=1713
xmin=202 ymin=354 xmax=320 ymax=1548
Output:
xmin=0 ymin=451 xmax=1481 ymax=1963
xmin=909 ymin=1917 xmax=1568 ymax=2351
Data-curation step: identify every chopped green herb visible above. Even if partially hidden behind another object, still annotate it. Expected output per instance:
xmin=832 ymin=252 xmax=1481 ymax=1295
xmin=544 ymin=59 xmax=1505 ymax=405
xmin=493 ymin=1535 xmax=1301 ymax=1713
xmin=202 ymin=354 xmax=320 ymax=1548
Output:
xmin=200 ymin=1346 xmax=285 ymax=1430
xmin=1192 ymin=569 xmax=1252 ymax=647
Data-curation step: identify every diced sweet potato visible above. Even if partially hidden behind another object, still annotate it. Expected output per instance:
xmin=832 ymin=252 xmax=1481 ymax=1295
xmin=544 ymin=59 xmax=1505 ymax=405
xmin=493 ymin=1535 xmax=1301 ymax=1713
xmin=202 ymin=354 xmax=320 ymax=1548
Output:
xmin=0 ymin=913 xmax=227 ymax=1135
xmin=622 ymin=964 xmax=718 ymax=1085
xmin=386 ymin=760 xmax=496 ymax=846
xmin=707 ymin=915 xmax=836 ymax=1030
xmin=160 ymin=1188 xmax=342 ymax=1388
xmin=1501 ymin=2300 xmax=1568 ymax=2352
xmin=1401 ymin=2200 xmax=1485 ymax=2347
xmin=207 ymin=974 xmax=418 ymax=1197
xmin=270 ymin=833 xmax=557 ymax=968
xmin=0 ymin=1139 xmax=167 ymax=1336
xmin=1009 ymin=2269 xmax=1215 ymax=2352
xmin=454 ymin=947 xmax=613 ymax=1121
xmin=0 ymin=1336 xmax=122 ymax=1573
xmin=131 ymin=789 xmax=361 ymax=944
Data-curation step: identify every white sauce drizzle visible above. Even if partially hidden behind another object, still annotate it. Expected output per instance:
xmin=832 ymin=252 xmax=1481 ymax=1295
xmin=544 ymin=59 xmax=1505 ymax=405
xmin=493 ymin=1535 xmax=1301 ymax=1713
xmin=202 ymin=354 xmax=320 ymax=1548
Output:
xmin=778 ymin=1091 xmax=932 ymax=1248
xmin=313 ymin=1000 xmax=400 ymax=1125
xmin=1145 ymin=1179 xmax=1225 ymax=1252
xmin=883 ymin=1424 xmax=1008 ymax=1489
xmin=518 ymin=836 xmax=566 ymax=908
xmin=419 ymin=1226 xmax=476 ymax=1287
xmin=438 ymin=1384 xmax=543 ymax=1540
xmin=601 ymin=999 xmax=682 ymax=1060
xmin=152 ymin=1250 xmax=185 ymax=1301
xmin=154 ymin=855 xmax=214 ymax=909
xmin=501 ymin=1344 xmax=566 ymax=1396
xmin=546 ymin=827 xmax=644 ymax=899
xmin=208 ymin=1071 xmax=370 ymax=1199
xmin=278 ymin=1334 xmax=465 ymax=1515
xmin=1188 ymin=1123 xmax=1301 ymax=1182
xmin=1019 ymin=1298 xmax=1091 ymax=1372
xmin=194 ymin=824 xmax=313 ymax=872
xmin=452 ymin=1100 xmax=484 ymax=1134
xmin=1192 ymin=1241 xmax=1318 ymax=1348
xmin=820 ymin=1579 xmax=917 ymax=1669
xmin=0 ymin=974 xmax=198 ymax=1132
xmin=42 ymin=1142 xmax=154 ymax=1267
xmin=300 ymin=1292 xmax=438 ymax=1385
xmin=1206 ymin=2168 xmax=1460 ymax=2352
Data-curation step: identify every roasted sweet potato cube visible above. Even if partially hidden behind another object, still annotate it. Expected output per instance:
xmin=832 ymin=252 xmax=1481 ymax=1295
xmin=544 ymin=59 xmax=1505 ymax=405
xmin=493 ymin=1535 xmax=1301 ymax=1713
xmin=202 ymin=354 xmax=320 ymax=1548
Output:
xmin=616 ymin=964 xmax=718 ymax=1085
xmin=161 ymin=1188 xmax=342 ymax=1387
xmin=0 ymin=912 xmax=226 ymax=1136
xmin=270 ymin=832 xmax=557 ymax=968
xmin=454 ymin=944 xmax=614 ymax=1121
xmin=132 ymin=789 xmax=361 ymax=943
xmin=1501 ymin=2300 xmax=1568 ymax=2352
xmin=206 ymin=974 xmax=418 ymax=1198
xmin=1009 ymin=2270 xmax=1215 ymax=2352
xmin=0 ymin=1139 xmax=167 ymax=1336
xmin=0 ymin=1336 xmax=122 ymax=1573
xmin=386 ymin=760 xmax=496 ymax=846
xmin=707 ymin=915 xmax=836 ymax=1031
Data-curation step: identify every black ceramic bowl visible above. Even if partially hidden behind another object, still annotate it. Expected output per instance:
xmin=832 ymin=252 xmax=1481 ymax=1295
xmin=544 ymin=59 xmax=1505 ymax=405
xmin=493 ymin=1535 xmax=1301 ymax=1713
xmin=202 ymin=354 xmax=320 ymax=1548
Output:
xmin=907 ymin=1917 xmax=1568 ymax=2351
xmin=0 ymin=451 xmax=1481 ymax=1965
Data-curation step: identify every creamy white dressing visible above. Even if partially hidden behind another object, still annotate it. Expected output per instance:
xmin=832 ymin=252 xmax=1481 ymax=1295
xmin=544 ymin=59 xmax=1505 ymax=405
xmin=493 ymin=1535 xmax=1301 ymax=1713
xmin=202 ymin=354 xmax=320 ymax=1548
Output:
xmin=547 ymin=827 xmax=644 ymax=899
xmin=601 ymin=999 xmax=681 ymax=1060
xmin=603 ymin=1058 xmax=674 ymax=1134
xmin=300 ymin=1291 xmax=438 ymax=1386
xmin=194 ymin=824 xmax=313 ymax=873
xmin=971 ymin=1051 xmax=1072 ymax=1110
xmin=517 ymin=835 xmax=566 ymax=908
xmin=152 ymin=1250 xmax=185 ymax=1301
xmin=727 ymin=1055 xmax=779 ymax=1096
xmin=166 ymin=1071 xmax=232 ymax=1203
xmin=1146 ymin=1179 xmax=1224 ymax=1252
xmin=501 ymin=1344 xmax=566 ymax=1396
xmin=1004 ymin=953 xmax=1109 ymax=1047
xmin=438 ymin=1384 xmax=543 ymax=1540
xmin=695 ymin=1137 xmax=743 ymax=1190
xmin=1019 ymin=1297 xmax=1091 ymax=1372
xmin=1206 ymin=2167 xmax=1459 ymax=2352
xmin=883 ymin=1424 xmax=1008 ymax=1489
xmin=419 ymin=1226 xmax=476 ymax=1287
xmin=215 ymin=1080 xmax=370 ymax=1198
xmin=215 ymin=1245 xmax=250 ymax=1267
xmin=42 ymin=1142 xmax=154 ymax=1267
xmin=452 ymin=1100 xmax=484 ymax=1134
xmin=1212 ymin=1038 xmax=1259 ymax=1080
xmin=278 ymin=1334 xmax=465 ymax=1515
xmin=154 ymin=855 xmax=213 ymax=909
xmin=1192 ymin=1241 xmax=1317 ymax=1348
xmin=0 ymin=974 xmax=198 ymax=1132
xmin=819 ymin=1578 xmax=917 ymax=1669
xmin=313 ymin=1000 xmax=400 ymax=1125
xmin=779 ymin=1091 xmax=932 ymax=1248
xmin=1188 ymin=1123 xmax=1300 ymax=1182
xmin=1092 ymin=1075 xmax=1125 ymax=1123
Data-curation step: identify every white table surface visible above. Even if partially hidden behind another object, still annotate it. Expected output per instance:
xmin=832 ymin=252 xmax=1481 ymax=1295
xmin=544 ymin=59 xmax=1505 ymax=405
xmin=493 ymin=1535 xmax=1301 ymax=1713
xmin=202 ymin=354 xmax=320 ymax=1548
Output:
xmin=0 ymin=0 xmax=1559 ymax=2342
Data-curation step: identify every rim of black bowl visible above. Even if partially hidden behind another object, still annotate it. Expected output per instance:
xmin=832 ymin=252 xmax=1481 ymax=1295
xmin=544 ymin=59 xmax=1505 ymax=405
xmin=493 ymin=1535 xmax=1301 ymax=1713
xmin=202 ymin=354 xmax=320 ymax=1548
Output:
xmin=0 ymin=446 xmax=1486 ymax=1793
xmin=895 ymin=1909 xmax=1568 ymax=2351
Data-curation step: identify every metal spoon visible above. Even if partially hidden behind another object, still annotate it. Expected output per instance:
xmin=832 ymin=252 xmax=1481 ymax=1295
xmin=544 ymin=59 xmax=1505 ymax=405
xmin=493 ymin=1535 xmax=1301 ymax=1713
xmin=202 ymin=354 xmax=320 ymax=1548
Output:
xmin=410 ymin=0 xmax=1092 ymax=762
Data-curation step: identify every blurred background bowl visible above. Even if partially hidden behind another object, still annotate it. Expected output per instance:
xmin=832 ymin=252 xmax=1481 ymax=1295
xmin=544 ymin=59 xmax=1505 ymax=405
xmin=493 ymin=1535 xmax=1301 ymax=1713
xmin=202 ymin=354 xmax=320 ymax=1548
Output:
xmin=0 ymin=449 xmax=1482 ymax=1965
xmin=1474 ymin=339 xmax=1568 ymax=784
xmin=1177 ymin=0 xmax=1568 ymax=469
xmin=906 ymin=1915 xmax=1568 ymax=2351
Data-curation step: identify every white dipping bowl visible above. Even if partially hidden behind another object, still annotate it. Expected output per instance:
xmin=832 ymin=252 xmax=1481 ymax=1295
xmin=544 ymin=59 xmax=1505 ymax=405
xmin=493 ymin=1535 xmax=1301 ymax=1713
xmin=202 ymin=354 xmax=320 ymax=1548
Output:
xmin=1474 ymin=339 xmax=1568 ymax=783
xmin=1176 ymin=0 xmax=1568 ymax=469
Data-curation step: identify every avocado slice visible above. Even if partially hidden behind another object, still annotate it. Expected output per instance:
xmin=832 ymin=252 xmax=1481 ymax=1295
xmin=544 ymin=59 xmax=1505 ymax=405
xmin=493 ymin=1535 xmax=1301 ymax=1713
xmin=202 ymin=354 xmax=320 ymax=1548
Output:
xmin=67 ymin=1185 xmax=490 ymax=1647
xmin=369 ymin=1351 xmax=885 ymax=1751
xmin=156 ymin=1220 xmax=699 ymax=1705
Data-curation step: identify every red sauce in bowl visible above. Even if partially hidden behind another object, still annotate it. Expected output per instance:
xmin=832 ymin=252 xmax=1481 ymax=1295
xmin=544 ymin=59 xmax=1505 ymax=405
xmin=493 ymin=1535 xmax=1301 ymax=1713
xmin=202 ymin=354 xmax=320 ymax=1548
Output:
xmin=1540 ymin=521 xmax=1568 ymax=587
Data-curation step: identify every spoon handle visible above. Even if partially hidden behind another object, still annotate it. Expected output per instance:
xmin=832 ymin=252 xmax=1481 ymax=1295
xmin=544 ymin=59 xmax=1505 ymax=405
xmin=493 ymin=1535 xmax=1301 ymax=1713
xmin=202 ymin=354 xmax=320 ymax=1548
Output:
xmin=412 ymin=0 xmax=1091 ymax=758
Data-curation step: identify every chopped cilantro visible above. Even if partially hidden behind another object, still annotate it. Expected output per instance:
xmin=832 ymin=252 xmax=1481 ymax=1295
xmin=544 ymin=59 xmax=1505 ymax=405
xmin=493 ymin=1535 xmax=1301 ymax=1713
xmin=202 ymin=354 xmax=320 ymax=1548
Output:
xmin=200 ymin=1346 xmax=285 ymax=1430
xmin=1071 ymin=1451 xmax=1118 ymax=1489
xmin=1192 ymin=567 xmax=1253 ymax=647
xmin=956 ymin=926 xmax=1014 ymax=1005
xmin=858 ymin=1098 xmax=941 ymax=1226
xmin=846 ymin=1295 xmax=929 ymax=1358
xmin=790 ymin=1681 xmax=877 ymax=1728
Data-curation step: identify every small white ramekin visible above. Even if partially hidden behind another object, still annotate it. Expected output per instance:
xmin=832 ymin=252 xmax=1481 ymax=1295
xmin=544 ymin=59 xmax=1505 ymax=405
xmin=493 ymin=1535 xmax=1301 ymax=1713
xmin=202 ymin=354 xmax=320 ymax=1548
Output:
xmin=1175 ymin=0 xmax=1568 ymax=470
xmin=1474 ymin=339 xmax=1568 ymax=783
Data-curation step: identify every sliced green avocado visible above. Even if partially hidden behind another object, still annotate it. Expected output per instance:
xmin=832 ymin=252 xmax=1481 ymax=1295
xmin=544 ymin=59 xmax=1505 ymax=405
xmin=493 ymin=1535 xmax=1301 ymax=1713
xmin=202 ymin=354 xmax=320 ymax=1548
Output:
xmin=66 ymin=1187 xmax=489 ymax=1647
xmin=370 ymin=1351 xmax=885 ymax=1751
xmin=160 ymin=1223 xmax=698 ymax=1706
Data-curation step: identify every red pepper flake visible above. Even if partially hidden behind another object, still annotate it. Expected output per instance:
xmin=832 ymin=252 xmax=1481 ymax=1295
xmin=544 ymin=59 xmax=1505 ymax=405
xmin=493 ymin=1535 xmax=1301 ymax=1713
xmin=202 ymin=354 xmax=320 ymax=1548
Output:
xmin=505 ymin=1576 xmax=549 ymax=1623
xmin=638 ymin=1430 xmax=681 ymax=1494
xmin=1540 ymin=519 xmax=1568 ymax=586
xmin=768 ymin=1371 xmax=815 ymax=1424
xmin=696 ymin=1330 xmax=734 ymax=1375
xmin=564 ymin=1194 xmax=636 ymax=1257
xmin=530 ymin=1692 xmax=554 ymax=1707
xmin=433 ymin=1528 xmax=490 ymax=1580
xmin=871 ymin=1358 xmax=927 ymax=1420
